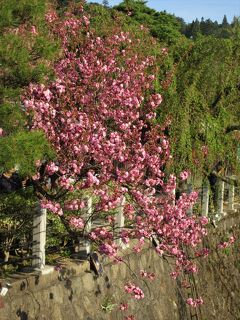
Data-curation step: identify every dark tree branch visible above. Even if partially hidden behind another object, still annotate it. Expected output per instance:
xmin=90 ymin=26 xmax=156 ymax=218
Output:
xmin=225 ymin=125 xmax=240 ymax=134
xmin=211 ymin=171 xmax=238 ymax=186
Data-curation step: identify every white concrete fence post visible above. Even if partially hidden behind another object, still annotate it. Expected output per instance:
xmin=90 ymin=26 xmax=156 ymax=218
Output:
xmin=216 ymin=180 xmax=225 ymax=219
xmin=115 ymin=196 xmax=127 ymax=249
xmin=172 ymin=187 xmax=176 ymax=205
xmin=202 ymin=183 xmax=210 ymax=217
xmin=78 ymin=196 xmax=92 ymax=259
xmin=228 ymin=182 xmax=235 ymax=211
xmin=85 ymin=196 xmax=92 ymax=253
xmin=32 ymin=205 xmax=46 ymax=270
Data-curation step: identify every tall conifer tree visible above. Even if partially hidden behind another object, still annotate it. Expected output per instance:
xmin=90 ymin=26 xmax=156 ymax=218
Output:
xmin=0 ymin=0 xmax=58 ymax=176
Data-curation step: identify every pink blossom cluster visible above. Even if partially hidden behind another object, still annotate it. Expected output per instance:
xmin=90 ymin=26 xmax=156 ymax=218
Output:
xmin=30 ymin=25 xmax=38 ymax=35
xmin=119 ymin=303 xmax=129 ymax=311
xmin=199 ymin=216 xmax=209 ymax=225
xmin=45 ymin=11 xmax=58 ymax=23
xmin=90 ymin=227 xmax=113 ymax=241
xmin=172 ymin=258 xmax=199 ymax=277
xmin=124 ymin=282 xmax=144 ymax=300
xmin=170 ymin=271 xmax=179 ymax=279
xmin=179 ymin=171 xmax=189 ymax=181
xmin=217 ymin=236 xmax=235 ymax=249
xmin=69 ymin=216 xmax=84 ymax=229
xmin=99 ymin=243 xmax=118 ymax=257
xmin=40 ymin=199 xmax=63 ymax=216
xmin=94 ymin=188 xmax=123 ymax=212
xmin=186 ymin=297 xmax=203 ymax=308
xmin=195 ymin=247 xmax=210 ymax=258
xmin=140 ymin=269 xmax=155 ymax=280
xmin=45 ymin=162 xmax=59 ymax=175
xmin=120 ymin=229 xmax=130 ymax=244
xmin=58 ymin=176 xmax=74 ymax=191
xmin=64 ymin=200 xmax=85 ymax=211
xmin=184 ymin=261 xmax=198 ymax=274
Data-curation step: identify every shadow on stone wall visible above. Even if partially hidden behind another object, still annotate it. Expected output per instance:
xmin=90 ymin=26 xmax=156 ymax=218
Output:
xmin=0 ymin=212 xmax=239 ymax=320
xmin=16 ymin=309 xmax=28 ymax=320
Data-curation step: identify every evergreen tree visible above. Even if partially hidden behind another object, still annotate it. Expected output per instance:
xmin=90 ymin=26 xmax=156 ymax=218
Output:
xmin=0 ymin=0 xmax=58 ymax=176
xmin=231 ymin=16 xmax=240 ymax=28
xmin=222 ymin=15 xmax=229 ymax=28
xmin=114 ymin=0 xmax=183 ymax=43
xmin=176 ymin=17 xmax=187 ymax=34
xmin=183 ymin=17 xmax=235 ymax=39
xmin=102 ymin=0 xmax=109 ymax=7
xmin=219 ymin=15 xmax=231 ymax=38
xmin=200 ymin=18 xmax=215 ymax=36
xmin=188 ymin=19 xmax=201 ymax=39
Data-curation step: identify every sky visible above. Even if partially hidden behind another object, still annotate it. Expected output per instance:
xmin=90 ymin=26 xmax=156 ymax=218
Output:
xmin=88 ymin=0 xmax=240 ymax=23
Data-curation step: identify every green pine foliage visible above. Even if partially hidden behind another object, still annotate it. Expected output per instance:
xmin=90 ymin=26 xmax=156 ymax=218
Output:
xmin=0 ymin=0 xmax=59 ymax=176
xmin=114 ymin=0 xmax=184 ymax=44
xmin=185 ymin=16 xmax=236 ymax=39
xmin=0 ymin=0 xmax=45 ymax=30
xmin=0 ymin=131 xmax=55 ymax=175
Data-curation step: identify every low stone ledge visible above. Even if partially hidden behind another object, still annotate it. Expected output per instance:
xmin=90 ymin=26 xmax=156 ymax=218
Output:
xmin=0 ymin=260 xmax=89 ymax=298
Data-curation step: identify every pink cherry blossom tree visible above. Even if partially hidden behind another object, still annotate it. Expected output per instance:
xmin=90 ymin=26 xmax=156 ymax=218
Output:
xmin=23 ymin=3 xmax=208 ymax=310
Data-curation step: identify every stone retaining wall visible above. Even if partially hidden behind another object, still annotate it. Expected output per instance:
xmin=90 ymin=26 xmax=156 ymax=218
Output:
xmin=1 ymin=212 xmax=240 ymax=320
